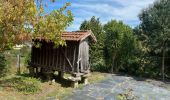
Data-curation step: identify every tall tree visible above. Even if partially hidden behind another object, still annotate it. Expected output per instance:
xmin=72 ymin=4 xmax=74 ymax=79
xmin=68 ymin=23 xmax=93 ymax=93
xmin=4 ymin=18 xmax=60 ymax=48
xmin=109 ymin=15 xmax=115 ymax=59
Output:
xmin=80 ymin=16 xmax=106 ymax=71
xmin=139 ymin=0 xmax=170 ymax=81
xmin=104 ymin=20 xmax=141 ymax=73
xmin=0 ymin=0 xmax=73 ymax=52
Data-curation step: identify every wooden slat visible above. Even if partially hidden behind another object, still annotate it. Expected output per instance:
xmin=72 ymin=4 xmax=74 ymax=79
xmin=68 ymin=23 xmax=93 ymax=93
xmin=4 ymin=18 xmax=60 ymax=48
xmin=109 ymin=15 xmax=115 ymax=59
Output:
xmin=52 ymin=47 xmax=55 ymax=67
xmin=48 ymin=44 xmax=51 ymax=67
xmin=72 ymin=45 xmax=76 ymax=72
xmin=42 ymin=44 xmax=45 ymax=65
xmin=35 ymin=47 xmax=37 ymax=64
xmin=56 ymin=48 xmax=58 ymax=69
xmin=51 ymin=46 xmax=53 ymax=67
xmin=61 ymin=48 xmax=73 ymax=67
xmin=64 ymin=48 xmax=66 ymax=71
xmin=59 ymin=47 xmax=61 ymax=70
xmin=39 ymin=47 xmax=42 ymax=65
xmin=45 ymin=44 xmax=47 ymax=66
xmin=38 ymin=48 xmax=40 ymax=64
xmin=31 ymin=46 xmax=34 ymax=64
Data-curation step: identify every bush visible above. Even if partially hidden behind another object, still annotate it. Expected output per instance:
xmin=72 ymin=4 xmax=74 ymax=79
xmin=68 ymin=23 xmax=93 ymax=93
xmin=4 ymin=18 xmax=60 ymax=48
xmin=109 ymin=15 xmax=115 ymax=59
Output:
xmin=0 ymin=76 xmax=41 ymax=94
xmin=91 ymin=59 xmax=109 ymax=72
xmin=16 ymin=77 xmax=41 ymax=93
xmin=0 ymin=53 xmax=8 ymax=77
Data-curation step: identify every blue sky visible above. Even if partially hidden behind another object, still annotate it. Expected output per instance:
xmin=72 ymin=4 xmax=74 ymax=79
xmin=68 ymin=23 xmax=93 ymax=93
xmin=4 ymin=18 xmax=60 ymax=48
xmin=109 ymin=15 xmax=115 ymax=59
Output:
xmin=45 ymin=0 xmax=155 ymax=31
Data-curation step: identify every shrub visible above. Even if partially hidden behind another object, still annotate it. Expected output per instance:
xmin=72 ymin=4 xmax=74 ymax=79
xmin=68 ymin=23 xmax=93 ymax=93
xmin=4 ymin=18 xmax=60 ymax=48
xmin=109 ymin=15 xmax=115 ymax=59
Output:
xmin=16 ymin=77 xmax=41 ymax=93
xmin=24 ymin=52 xmax=31 ymax=67
xmin=0 ymin=76 xmax=41 ymax=94
xmin=0 ymin=53 xmax=8 ymax=77
xmin=91 ymin=59 xmax=109 ymax=73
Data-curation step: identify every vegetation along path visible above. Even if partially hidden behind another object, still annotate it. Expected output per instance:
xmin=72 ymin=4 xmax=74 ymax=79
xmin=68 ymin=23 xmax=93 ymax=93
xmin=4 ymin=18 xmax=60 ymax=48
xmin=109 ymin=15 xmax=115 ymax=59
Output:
xmin=64 ymin=74 xmax=170 ymax=100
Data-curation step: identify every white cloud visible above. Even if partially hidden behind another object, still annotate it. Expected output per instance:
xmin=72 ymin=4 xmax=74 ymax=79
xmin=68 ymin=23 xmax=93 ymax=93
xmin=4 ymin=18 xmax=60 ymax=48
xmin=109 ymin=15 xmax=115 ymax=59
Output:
xmin=68 ymin=0 xmax=155 ymax=30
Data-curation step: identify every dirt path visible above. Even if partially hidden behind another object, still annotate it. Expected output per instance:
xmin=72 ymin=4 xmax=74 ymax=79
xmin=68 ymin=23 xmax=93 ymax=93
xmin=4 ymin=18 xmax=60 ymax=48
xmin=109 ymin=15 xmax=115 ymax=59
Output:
xmin=64 ymin=74 xmax=170 ymax=100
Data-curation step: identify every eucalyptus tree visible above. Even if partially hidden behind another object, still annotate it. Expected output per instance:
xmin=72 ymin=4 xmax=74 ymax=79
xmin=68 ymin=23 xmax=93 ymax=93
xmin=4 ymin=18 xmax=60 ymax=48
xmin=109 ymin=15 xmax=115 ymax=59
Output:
xmin=104 ymin=20 xmax=141 ymax=73
xmin=139 ymin=0 xmax=170 ymax=80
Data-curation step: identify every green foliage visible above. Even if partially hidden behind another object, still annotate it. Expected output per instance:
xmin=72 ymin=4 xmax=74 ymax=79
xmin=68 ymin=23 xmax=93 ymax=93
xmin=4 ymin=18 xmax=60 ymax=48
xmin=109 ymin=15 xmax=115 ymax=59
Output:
xmin=0 ymin=76 xmax=41 ymax=94
xmin=16 ymin=77 xmax=41 ymax=93
xmin=24 ymin=51 xmax=31 ymax=67
xmin=33 ymin=2 xmax=73 ymax=47
xmin=137 ymin=0 xmax=170 ymax=79
xmin=104 ymin=20 xmax=142 ymax=73
xmin=80 ymin=16 xmax=107 ymax=72
xmin=0 ymin=0 xmax=73 ymax=52
xmin=0 ymin=0 xmax=36 ymax=51
xmin=139 ymin=0 xmax=170 ymax=53
xmin=0 ymin=53 xmax=8 ymax=77
xmin=116 ymin=89 xmax=138 ymax=100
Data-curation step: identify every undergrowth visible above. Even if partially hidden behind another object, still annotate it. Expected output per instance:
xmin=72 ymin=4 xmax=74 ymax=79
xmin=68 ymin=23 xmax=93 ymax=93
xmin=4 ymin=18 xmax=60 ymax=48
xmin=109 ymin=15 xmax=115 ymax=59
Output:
xmin=0 ymin=75 xmax=41 ymax=94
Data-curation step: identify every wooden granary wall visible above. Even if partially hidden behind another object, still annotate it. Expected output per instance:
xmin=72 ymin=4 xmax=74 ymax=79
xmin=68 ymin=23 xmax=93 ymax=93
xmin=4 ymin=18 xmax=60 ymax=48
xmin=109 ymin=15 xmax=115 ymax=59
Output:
xmin=30 ymin=31 xmax=96 ymax=79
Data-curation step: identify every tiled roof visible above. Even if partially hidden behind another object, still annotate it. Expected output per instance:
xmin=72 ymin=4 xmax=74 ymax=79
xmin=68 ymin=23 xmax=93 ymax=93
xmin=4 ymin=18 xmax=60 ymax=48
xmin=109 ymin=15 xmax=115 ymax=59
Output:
xmin=62 ymin=30 xmax=97 ymax=42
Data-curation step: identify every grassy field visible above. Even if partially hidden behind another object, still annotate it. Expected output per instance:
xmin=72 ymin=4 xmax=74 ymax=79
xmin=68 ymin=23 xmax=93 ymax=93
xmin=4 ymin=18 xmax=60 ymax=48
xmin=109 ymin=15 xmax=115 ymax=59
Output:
xmin=0 ymin=72 xmax=107 ymax=100
xmin=0 ymin=48 xmax=107 ymax=100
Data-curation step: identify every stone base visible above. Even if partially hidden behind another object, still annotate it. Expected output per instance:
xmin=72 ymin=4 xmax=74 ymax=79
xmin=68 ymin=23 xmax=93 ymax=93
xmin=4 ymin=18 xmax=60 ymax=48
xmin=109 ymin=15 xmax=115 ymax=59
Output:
xmin=68 ymin=76 xmax=81 ymax=88
xmin=82 ymin=77 xmax=88 ymax=85
xmin=29 ymin=67 xmax=35 ymax=76
xmin=71 ymin=81 xmax=79 ymax=88
xmin=49 ymin=79 xmax=56 ymax=85
xmin=58 ymin=71 xmax=64 ymax=79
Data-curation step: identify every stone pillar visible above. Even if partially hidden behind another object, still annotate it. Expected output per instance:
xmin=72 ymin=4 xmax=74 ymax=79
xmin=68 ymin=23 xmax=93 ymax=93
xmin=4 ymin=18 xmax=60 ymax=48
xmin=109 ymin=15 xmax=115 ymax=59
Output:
xmin=58 ymin=71 xmax=64 ymax=79
xmin=68 ymin=76 xmax=81 ymax=88
xmin=71 ymin=81 xmax=79 ymax=88
xmin=82 ymin=77 xmax=88 ymax=85
xmin=82 ymin=73 xmax=90 ymax=85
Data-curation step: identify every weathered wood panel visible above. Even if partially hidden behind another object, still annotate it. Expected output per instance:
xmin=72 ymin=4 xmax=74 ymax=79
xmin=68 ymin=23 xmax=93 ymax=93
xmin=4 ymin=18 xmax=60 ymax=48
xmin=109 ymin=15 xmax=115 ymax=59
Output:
xmin=31 ymin=40 xmax=89 ymax=75
xmin=78 ymin=38 xmax=89 ymax=73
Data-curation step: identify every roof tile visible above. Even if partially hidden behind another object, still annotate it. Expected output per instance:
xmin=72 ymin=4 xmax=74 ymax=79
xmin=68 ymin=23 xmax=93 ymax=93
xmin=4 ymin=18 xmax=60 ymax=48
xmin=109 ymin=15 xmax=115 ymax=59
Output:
xmin=61 ymin=30 xmax=96 ymax=42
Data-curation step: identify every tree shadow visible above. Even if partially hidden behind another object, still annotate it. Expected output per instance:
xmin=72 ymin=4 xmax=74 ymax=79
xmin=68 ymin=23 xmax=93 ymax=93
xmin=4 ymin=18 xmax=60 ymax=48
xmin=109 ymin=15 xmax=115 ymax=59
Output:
xmin=112 ymin=72 xmax=147 ymax=81
xmin=53 ymin=75 xmax=72 ymax=88
xmin=112 ymin=72 xmax=170 ymax=89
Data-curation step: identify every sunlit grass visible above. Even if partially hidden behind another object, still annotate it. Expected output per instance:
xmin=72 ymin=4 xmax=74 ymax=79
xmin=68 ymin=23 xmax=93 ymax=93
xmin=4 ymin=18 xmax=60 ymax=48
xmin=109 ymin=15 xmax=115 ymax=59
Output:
xmin=0 ymin=72 xmax=106 ymax=100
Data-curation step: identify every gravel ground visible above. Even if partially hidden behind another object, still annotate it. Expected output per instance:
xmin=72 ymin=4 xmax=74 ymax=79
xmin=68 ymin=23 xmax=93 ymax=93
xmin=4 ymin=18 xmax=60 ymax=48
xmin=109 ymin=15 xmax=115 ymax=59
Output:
xmin=64 ymin=74 xmax=170 ymax=100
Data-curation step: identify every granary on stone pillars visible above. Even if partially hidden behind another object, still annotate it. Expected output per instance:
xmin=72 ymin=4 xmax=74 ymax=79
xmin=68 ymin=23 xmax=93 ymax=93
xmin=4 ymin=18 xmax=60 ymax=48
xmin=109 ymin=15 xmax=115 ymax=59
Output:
xmin=29 ymin=30 xmax=96 ymax=87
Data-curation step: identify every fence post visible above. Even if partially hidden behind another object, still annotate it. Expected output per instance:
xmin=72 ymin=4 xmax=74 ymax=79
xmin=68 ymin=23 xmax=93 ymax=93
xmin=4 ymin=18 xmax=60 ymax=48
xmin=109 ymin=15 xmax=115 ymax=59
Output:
xmin=17 ymin=54 xmax=21 ymax=74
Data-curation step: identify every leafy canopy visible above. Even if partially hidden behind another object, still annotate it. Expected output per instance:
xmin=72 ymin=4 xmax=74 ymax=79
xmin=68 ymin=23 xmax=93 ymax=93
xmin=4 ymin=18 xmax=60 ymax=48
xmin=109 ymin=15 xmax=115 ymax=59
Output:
xmin=104 ymin=20 xmax=141 ymax=72
xmin=139 ymin=0 xmax=170 ymax=53
xmin=138 ymin=0 xmax=170 ymax=80
xmin=0 ymin=0 xmax=73 ymax=52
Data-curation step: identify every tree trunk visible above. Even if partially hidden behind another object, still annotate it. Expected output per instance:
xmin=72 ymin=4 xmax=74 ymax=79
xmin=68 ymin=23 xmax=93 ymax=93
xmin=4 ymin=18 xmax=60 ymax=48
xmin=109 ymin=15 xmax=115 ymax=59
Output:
xmin=162 ymin=48 xmax=165 ymax=81
xmin=111 ymin=53 xmax=116 ymax=73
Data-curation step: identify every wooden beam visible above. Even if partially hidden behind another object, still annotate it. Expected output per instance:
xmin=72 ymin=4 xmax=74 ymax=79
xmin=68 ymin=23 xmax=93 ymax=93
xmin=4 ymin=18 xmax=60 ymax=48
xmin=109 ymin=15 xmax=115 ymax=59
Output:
xmin=64 ymin=48 xmax=66 ymax=71
xmin=72 ymin=46 xmax=76 ymax=72
xmin=61 ymin=49 xmax=73 ymax=69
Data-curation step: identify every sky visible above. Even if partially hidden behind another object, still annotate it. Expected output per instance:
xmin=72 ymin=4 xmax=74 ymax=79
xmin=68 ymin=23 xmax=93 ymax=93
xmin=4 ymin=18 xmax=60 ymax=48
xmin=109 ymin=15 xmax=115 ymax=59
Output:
xmin=45 ymin=0 xmax=155 ymax=31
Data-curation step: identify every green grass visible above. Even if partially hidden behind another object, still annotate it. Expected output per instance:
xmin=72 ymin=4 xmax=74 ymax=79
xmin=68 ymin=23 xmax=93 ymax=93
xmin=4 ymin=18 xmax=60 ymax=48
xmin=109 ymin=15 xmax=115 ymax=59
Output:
xmin=1 ymin=49 xmax=107 ymax=99
xmin=0 ymin=72 xmax=107 ymax=100
xmin=0 ymin=75 xmax=42 ymax=94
